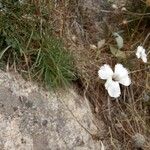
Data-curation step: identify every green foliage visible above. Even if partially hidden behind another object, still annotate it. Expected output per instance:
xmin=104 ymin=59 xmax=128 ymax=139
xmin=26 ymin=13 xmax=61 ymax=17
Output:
xmin=31 ymin=36 xmax=76 ymax=88
xmin=113 ymin=32 xmax=124 ymax=49
xmin=110 ymin=45 xmax=126 ymax=59
xmin=0 ymin=0 xmax=76 ymax=88
xmin=109 ymin=33 xmax=126 ymax=59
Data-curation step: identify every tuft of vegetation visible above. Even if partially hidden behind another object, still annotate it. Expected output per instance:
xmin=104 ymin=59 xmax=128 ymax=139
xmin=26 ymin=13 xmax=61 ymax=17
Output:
xmin=31 ymin=36 xmax=76 ymax=88
xmin=0 ymin=0 xmax=76 ymax=88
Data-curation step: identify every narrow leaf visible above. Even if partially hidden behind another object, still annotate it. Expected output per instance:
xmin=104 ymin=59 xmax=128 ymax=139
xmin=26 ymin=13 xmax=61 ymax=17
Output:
xmin=0 ymin=46 xmax=11 ymax=59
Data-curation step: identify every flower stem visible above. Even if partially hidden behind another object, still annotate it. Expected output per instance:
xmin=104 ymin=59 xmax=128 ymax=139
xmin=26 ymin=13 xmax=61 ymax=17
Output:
xmin=130 ymin=67 xmax=150 ymax=74
xmin=142 ymin=32 xmax=150 ymax=46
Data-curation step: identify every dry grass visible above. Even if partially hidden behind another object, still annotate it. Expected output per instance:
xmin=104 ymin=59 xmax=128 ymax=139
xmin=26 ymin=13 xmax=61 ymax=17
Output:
xmin=1 ymin=0 xmax=150 ymax=149
xmin=54 ymin=0 xmax=150 ymax=149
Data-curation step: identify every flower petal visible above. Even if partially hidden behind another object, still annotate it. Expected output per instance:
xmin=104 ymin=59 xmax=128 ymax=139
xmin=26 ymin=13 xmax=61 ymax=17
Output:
xmin=105 ymin=79 xmax=121 ymax=98
xmin=114 ymin=64 xmax=129 ymax=79
xmin=136 ymin=46 xmax=147 ymax=63
xmin=136 ymin=46 xmax=144 ymax=58
xmin=141 ymin=53 xmax=147 ymax=63
xmin=119 ymin=75 xmax=131 ymax=86
xmin=98 ymin=64 xmax=113 ymax=80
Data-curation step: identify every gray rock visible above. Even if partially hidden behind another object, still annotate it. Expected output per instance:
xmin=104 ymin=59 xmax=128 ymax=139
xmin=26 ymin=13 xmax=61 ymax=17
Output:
xmin=0 ymin=70 xmax=105 ymax=150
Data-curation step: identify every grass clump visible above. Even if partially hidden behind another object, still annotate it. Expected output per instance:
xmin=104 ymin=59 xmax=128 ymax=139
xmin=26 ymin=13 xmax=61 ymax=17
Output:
xmin=31 ymin=36 xmax=76 ymax=88
xmin=0 ymin=0 xmax=76 ymax=88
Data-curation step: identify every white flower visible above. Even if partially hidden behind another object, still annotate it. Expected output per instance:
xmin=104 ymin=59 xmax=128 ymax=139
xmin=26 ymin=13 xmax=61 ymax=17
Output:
xmin=98 ymin=64 xmax=131 ymax=98
xmin=136 ymin=46 xmax=147 ymax=63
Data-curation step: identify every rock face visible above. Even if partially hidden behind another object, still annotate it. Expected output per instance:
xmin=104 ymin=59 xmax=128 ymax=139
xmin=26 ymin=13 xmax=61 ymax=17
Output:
xmin=71 ymin=0 xmax=129 ymax=43
xmin=0 ymin=70 xmax=104 ymax=150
